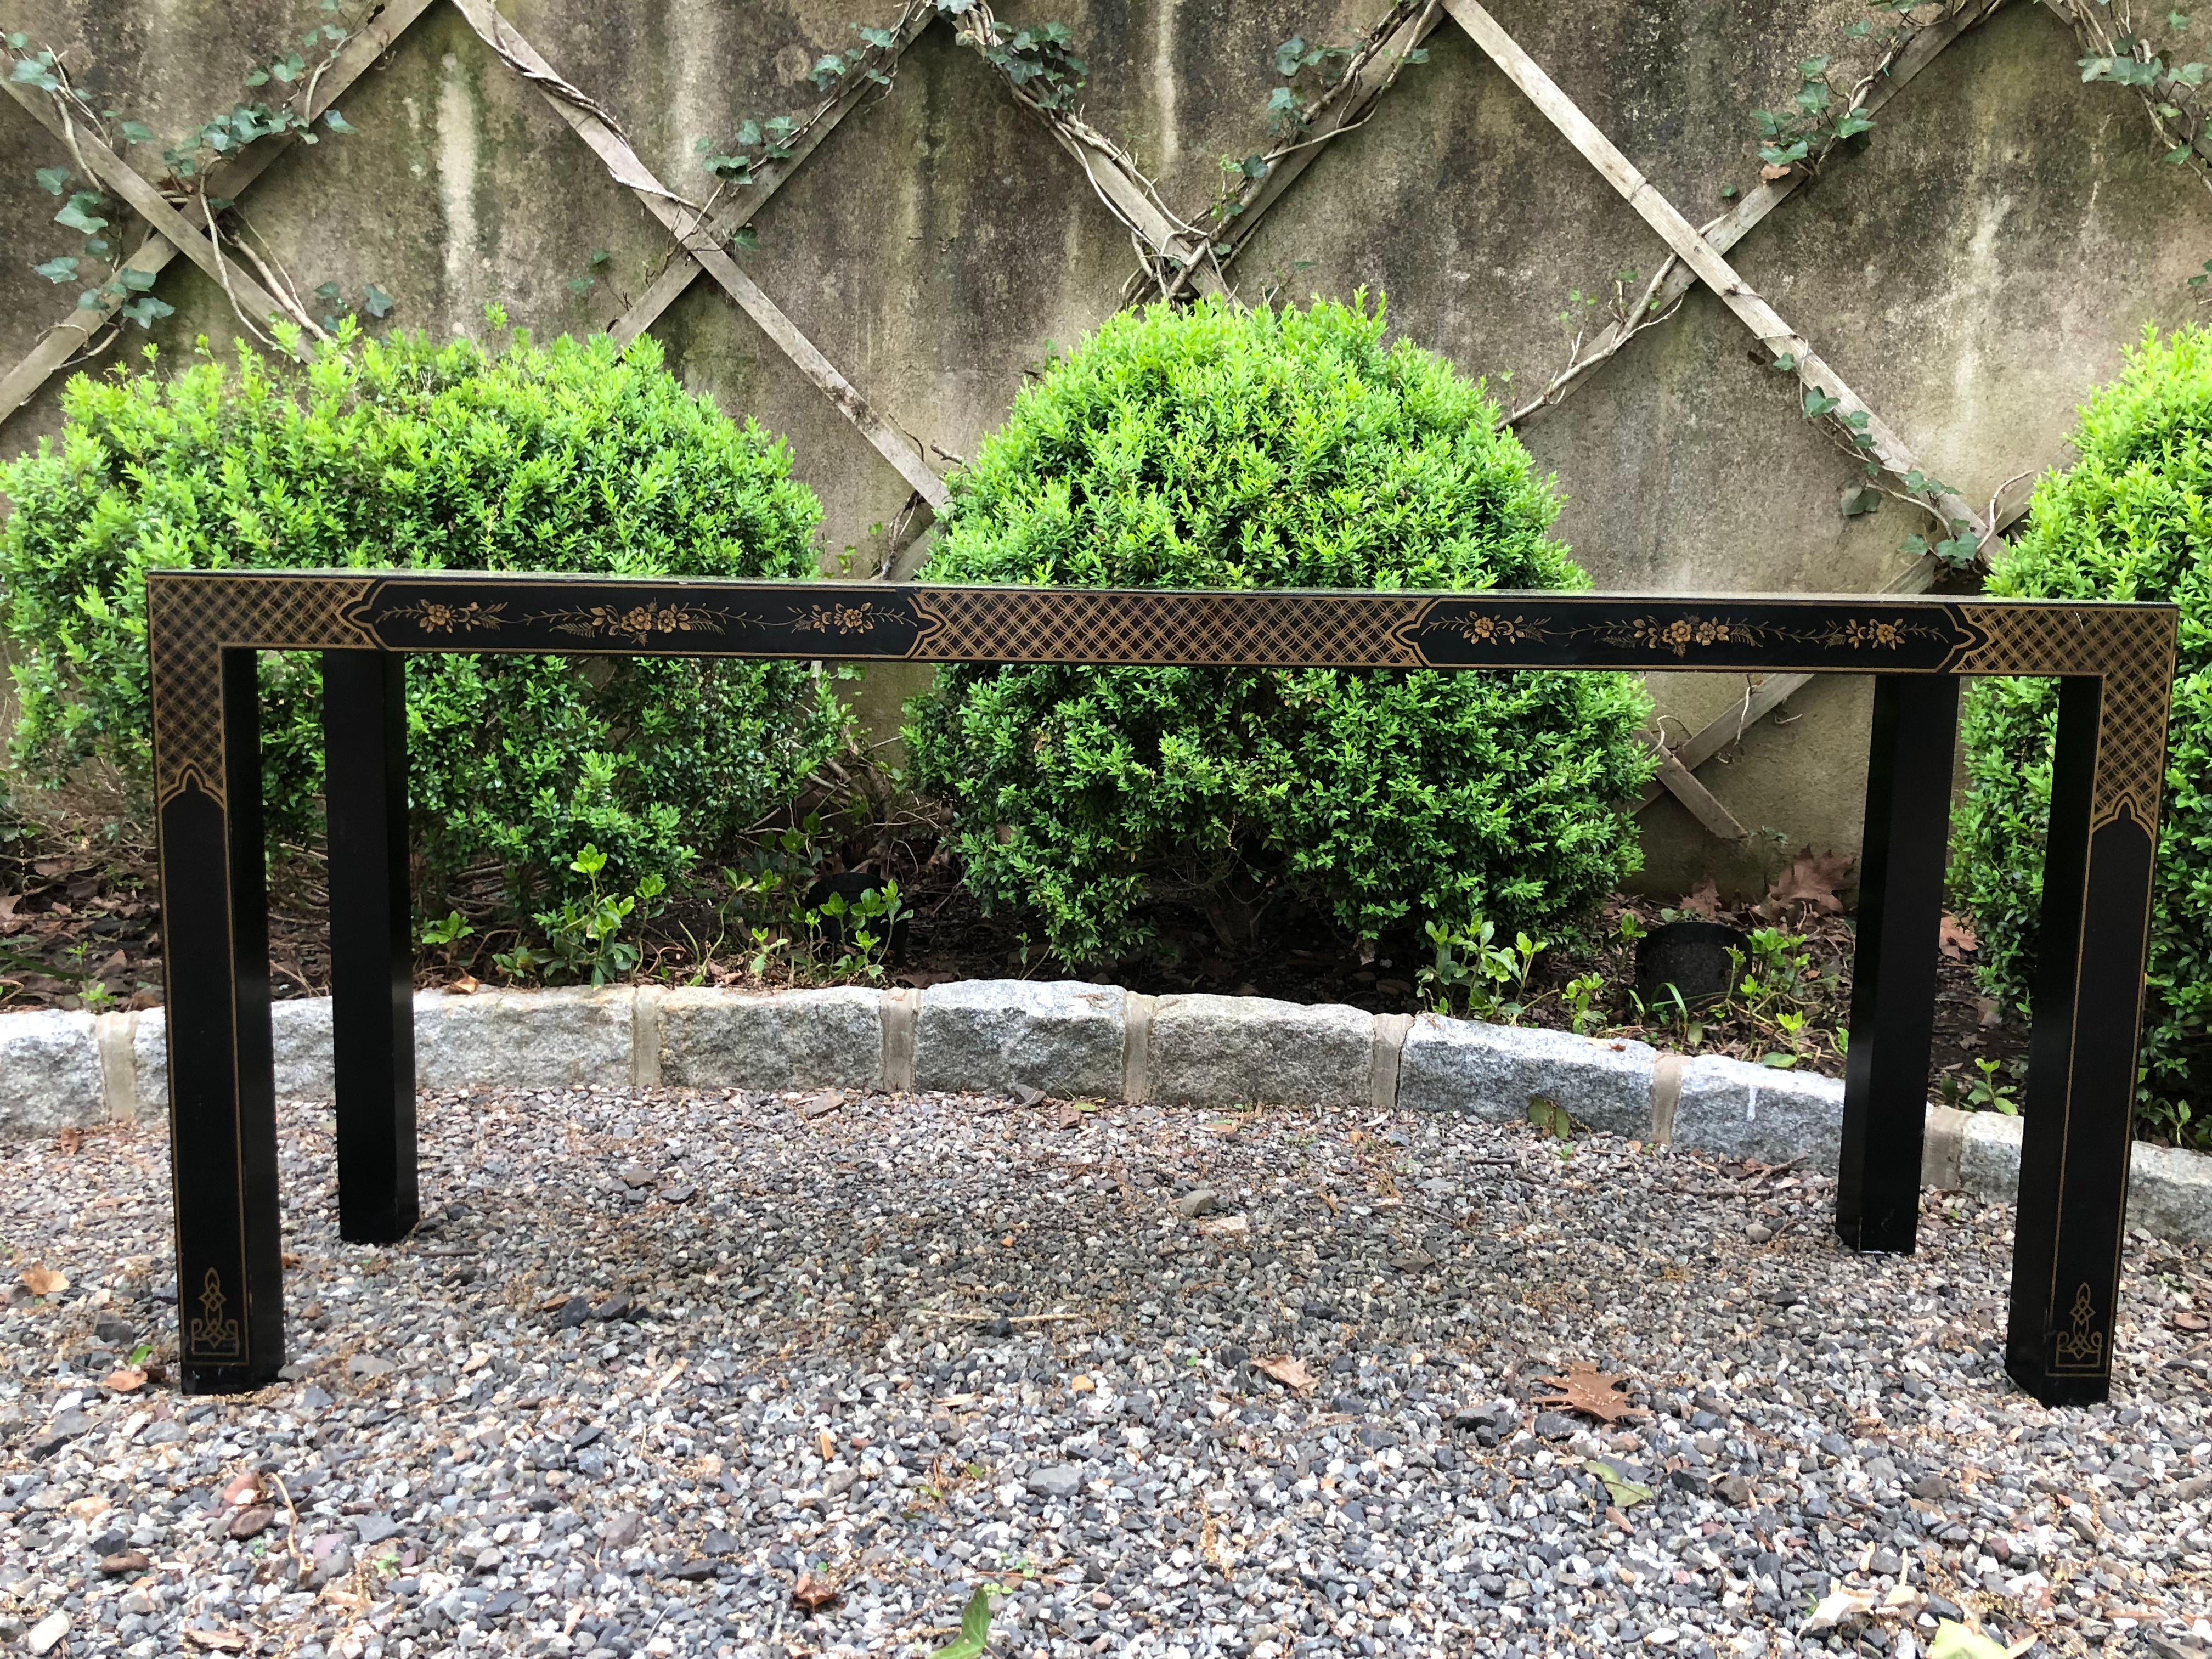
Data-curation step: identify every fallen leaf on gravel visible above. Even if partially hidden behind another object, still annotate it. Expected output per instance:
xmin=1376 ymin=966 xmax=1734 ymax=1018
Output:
xmin=1760 ymin=161 xmax=1792 ymax=180
xmin=817 ymin=1427 xmax=836 ymax=1460
xmin=101 ymin=1367 xmax=146 ymax=1393
xmin=1805 ymin=1583 xmax=1876 ymax=1637
xmin=56 ymin=1127 xmax=81 ymax=1155
xmin=99 ymin=1549 xmax=150 ymax=1575
xmin=1766 ymin=849 xmax=1853 ymax=913
xmin=1927 ymin=1622 xmax=2030 ymax=1659
xmin=927 ymin=1584 xmax=1002 ymax=1658
xmin=1800 ymin=1586 xmax=1876 ymax=1633
xmin=1533 ymin=1362 xmax=1646 ymax=1424
xmin=1254 ymin=1355 xmax=1317 ymax=1392
xmin=1939 ymin=913 xmax=1978 ymax=958
xmin=229 ymin=1504 xmax=275 ymax=1539
xmin=1583 ymin=1458 xmax=1652 ymax=1508
xmin=792 ymin=1571 xmax=840 ymax=1611
xmin=2173 ymin=1311 xmax=2208 ymax=1331
xmin=19 ymin=1265 xmax=67 ymax=1297
xmin=183 ymin=1632 xmax=250 ymax=1653
xmin=222 ymin=1470 xmax=263 ymax=1506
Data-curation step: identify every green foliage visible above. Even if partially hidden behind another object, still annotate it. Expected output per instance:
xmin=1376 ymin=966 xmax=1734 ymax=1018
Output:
xmin=0 ymin=323 xmax=845 ymax=913
xmin=1952 ymin=325 xmax=2212 ymax=1147
xmin=494 ymin=843 xmax=666 ymax=986
xmin=904 ymin=294 xmax=1655 ymax=966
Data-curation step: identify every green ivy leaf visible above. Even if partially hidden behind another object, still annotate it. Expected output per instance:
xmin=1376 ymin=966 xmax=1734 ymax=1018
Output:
xmin=1274 ymin=35 xmax=1309 ymax=77
xmin=117 ymin=119 xmax=156 ymax=145
xmin=927 ymin=1587 xmax=1002 ymax=1659
xmin=323 ymin=108 xmax=356 ymax=133
xmin=119 ymin=295 xmax=175 ymax=329
xmin=1802 ymin=388 xmax=1839 ymax=419
xmin=362 ymin=281 xmax=393 ymax=318
xmin=1834 ymin=110 xmax=1874 ymax=140
xmin=34 ymin=165 xmax=70 ymax=194
xmin=54 ymin=194 xmax=108 ymax=234
xmin=31 ymin=255 xmax=78 ymax=282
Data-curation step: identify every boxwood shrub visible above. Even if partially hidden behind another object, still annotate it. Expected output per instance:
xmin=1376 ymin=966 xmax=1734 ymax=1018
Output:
xmin=0 ymin=321 xmax=844 ymax=910
xmin=904 ymin=295 xmax=1655 ymax=965
xmin=1953 ymin=324 xmax=2212 ymax=1148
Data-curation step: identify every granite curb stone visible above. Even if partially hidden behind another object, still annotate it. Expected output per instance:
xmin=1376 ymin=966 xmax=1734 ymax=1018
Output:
xmin=8 ymin=984 xmax=2212 ymax=1242
xmin=1396 ymin=1015 xmax=1658 ymax=1137
xmin=912 ymin=979 xmax=1125 ymax=1099
xmin=1148 ymin=993 xmax=1372 ymax=1108
xmin=659 ymin=985 xmax=884 ymax=1093
xmin=0 ymin=1008 xmax=103 ymax=1135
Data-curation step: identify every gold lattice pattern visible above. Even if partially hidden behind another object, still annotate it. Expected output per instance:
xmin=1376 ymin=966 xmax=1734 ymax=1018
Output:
xmin=149 ymin=575 xmax=379 ymax=809
xmin=1951 ymin=605 xmax=2178 ymax=833
xmin=909 ymin=588 xmax=1426 ymax=667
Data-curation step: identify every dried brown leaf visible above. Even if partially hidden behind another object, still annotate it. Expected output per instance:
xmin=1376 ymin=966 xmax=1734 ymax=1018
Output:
xmin=101 ymin=1367 xmax=147 ymax=1394
xmin=1760 ymin=162 xmax=1793 ymax=180
xmin=228 ymin=1504 xmax=275 ymax=1540
xmin=1254 ymin=1355 xmax=1317 ymax=1392
xmin=183 ymin=1632 xmax=251 ymax=1654
xmin=1532 ymin=1362 xmax=1646 ymax=1424
xmin=19 ymin=1265 xmax=67 ymax=1297
xmin=792 ymin=1571 xmax=840 ymax=1611
xmin=1678 ymin=878 xmax=1721 ymax=918
xmin=1765 ymin=849 xmax=1853 ymax=914
xmin=1939 ymin=913 xmax=1978 ymax=959
xmin=222 ymin=1470 xmax=263 ymax=1506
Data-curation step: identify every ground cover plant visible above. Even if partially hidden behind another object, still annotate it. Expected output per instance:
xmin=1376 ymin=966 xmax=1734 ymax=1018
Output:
xmin=1951 ymin=324 xmax=2212 ymax=1150
xmin=901 ymin=293 xmax=1656 ymax=967
xmin=0 ymin=318 xmax=845 ymax=929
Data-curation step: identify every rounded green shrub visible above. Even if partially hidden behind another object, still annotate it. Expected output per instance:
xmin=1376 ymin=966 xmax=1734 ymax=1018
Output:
xmin=1953 ymin=325 xmax=2212 ymax=1148
xmin=903 ymin=295 xmax=1655 ymax=965
xmin=0 ymin=321 xmax=844 ymax=908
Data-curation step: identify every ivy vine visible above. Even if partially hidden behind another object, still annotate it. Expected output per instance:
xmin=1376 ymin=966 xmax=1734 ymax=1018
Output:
xmin=5 ymin=0 xmax=387 ymax=355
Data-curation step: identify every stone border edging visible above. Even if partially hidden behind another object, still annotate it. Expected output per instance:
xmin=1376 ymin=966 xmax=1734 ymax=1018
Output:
xmin=4 ymin=980 xmax=2209 ymax=1242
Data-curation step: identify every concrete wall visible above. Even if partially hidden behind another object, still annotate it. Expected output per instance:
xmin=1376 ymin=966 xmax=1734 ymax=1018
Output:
xmin=3 ymin=0 xmax=2207 ymax=896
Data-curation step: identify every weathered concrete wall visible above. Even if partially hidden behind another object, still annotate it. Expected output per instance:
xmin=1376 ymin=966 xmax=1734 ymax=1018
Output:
xmin=3 ymin=0 xmax=2207 ymax=899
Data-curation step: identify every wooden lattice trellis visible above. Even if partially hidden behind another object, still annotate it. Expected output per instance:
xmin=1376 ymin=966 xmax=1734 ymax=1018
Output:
xmin=0 ymin=0 xmax=2179 ymax=834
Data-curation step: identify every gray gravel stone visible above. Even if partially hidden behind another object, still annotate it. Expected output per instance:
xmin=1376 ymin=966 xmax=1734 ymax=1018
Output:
xmin=913 ymin=978 xmax=1124 ymax=1097
xmin=9 ymin=1085 xmax=2204 ymax=1657
xmin=659 ymin=985 xmax=883 ymax=1093
xmin=1148 ymin=993 xmax=1373 ymax=1107
xmin=1671 ymin=1053 xmax=1846 ymax=1169
xmin=414 ymin=986 xmax=633 ymax=1091
xmin=1396 ymin=1014 xmax=1658 ymax=1136
xmin=0 ymin=1009 xmax=103 ymax=1136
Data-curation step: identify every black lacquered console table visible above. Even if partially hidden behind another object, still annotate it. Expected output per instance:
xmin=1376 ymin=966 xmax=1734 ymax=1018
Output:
xmin=144 ymin=572 xmax=2175 ymax=1405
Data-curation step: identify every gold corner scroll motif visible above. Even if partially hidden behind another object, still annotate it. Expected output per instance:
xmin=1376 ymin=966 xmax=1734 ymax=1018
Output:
xmin=185 ymin=1266 xmax=242 ymax=1359
xmin=906 ymin=588 xmax=1426 ymax=668
xmin=2051 ymin=1282 xmax=2104 ymax=1370
xmin=1949 ymin=605 xmax=2177 ymax=836
xmin=148 ymin=574 xmax=379 ymax=810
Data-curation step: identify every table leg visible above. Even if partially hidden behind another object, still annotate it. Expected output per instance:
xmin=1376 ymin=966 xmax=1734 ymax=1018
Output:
xmin=323 ymin=650 xmax=418 ymax=1244
xmin=1837 ymin=673 xmax=1959 ymax=1254
xmin=2007 ymin=675 xmax=2159 ymax=1406
xmin=160 ymin=648 xmax=284 ymax=1393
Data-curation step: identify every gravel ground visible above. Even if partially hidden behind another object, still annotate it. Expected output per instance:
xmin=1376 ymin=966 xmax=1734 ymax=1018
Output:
xmin=3 ymin=1086 xmax=2211 ymax=1659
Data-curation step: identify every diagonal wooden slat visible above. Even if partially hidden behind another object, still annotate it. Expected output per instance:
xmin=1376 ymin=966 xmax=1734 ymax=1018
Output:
xmin=1509 ymin=0 xmax=2010 ymax=428
xmin=1159 ymin=0 xmax=1445 ymax=304
xmin=1443 ymin=0 xmax=1988 ymax=552
xmin=0 ymin=0 xmax=437 ymax=428
xmin=608 ymin=4 xmax=939 ymax=349
xmin=448 ymin=0 xmax=947 ymax=507
xmin=3 ymin=78 xmax=306 ymax=352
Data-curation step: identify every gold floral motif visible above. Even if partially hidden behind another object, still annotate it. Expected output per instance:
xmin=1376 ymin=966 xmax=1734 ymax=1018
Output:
xmin=1452 ymin=613 xmax=1550 ymax=646
xmin=2052 ymin=1282 xmax=2104 ymax=1369
xmin=380 ymin=600 xmax=508 ymax=635
xmin=186 ymin=1266 xmax=241 ymax=1358
xmin=528 ymin=604 xmax=732 ymax=645
xmin=1830 ymin=619 xmax=1903 ymax=650
xmin=1626 ymin=615 xmax=1746 ymax=655
xmin=790 ymin=602 xmax=881 ymax=636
